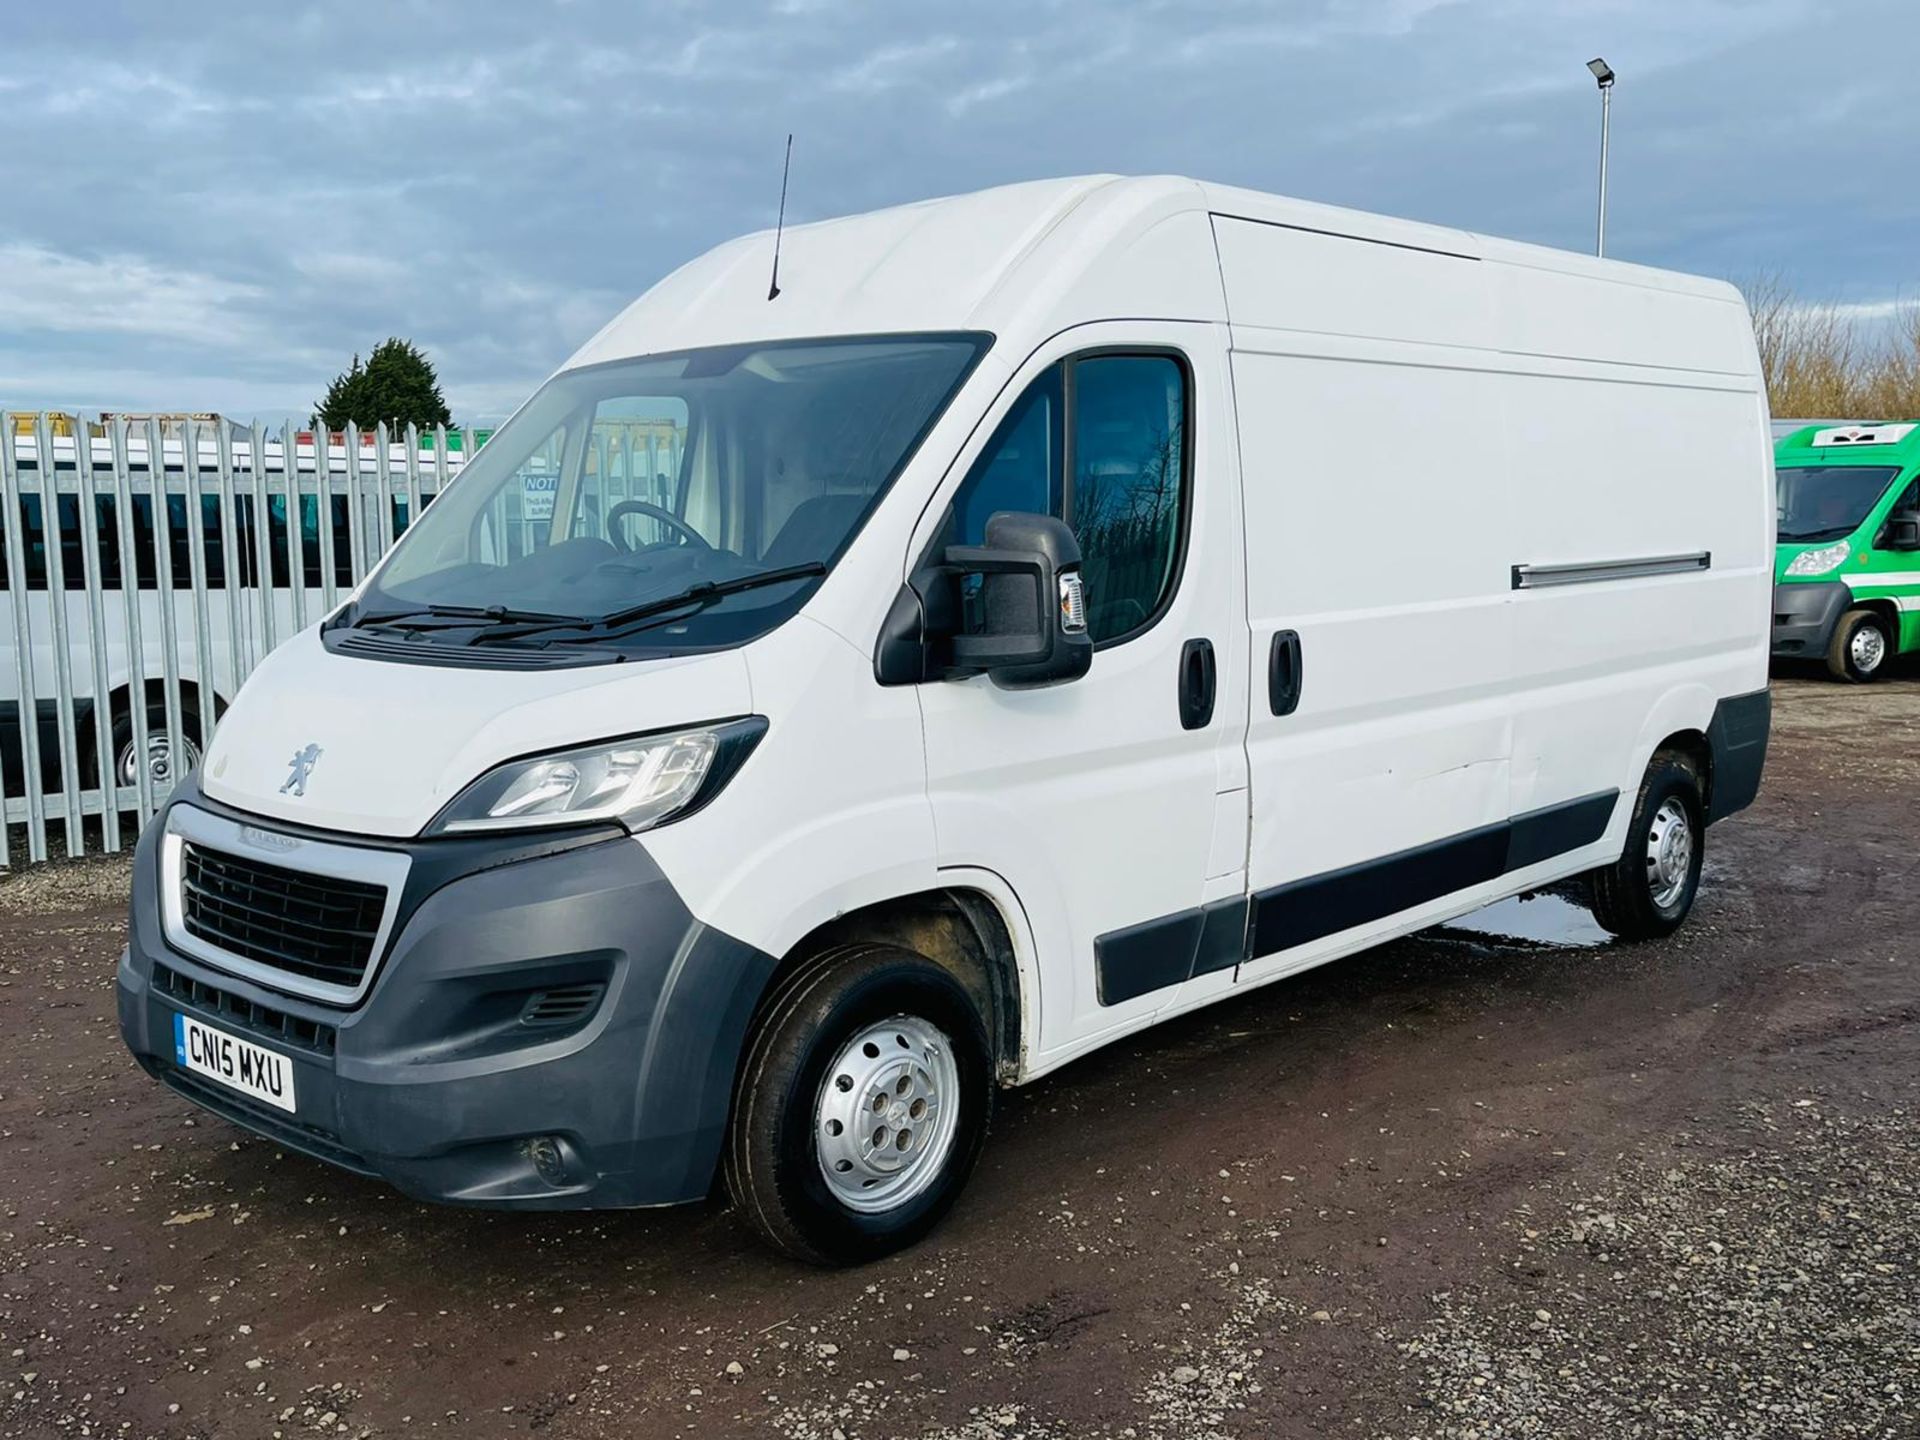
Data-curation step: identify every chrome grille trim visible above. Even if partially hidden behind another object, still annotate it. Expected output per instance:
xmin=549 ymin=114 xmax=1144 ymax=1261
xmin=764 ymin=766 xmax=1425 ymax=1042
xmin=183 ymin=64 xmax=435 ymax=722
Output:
xmin=160 ymin=804 xmax=411 ymax=1007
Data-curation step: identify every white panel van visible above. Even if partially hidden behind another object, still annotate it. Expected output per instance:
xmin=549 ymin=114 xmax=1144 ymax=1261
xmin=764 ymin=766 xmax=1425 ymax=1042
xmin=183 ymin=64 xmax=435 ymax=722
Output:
xmin=117 ymin=176 xmax=1773 ymax=1263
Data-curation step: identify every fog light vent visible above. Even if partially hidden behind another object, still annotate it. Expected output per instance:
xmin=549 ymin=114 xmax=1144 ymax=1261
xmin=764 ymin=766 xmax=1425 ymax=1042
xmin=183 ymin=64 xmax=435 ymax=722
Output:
xmin=519 ymin=983 xmax=606 ymax=1028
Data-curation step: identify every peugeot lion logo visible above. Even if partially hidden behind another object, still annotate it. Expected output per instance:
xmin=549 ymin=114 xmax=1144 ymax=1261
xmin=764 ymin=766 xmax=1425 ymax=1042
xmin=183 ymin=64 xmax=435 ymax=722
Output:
xmin=279 ymin=743 xmax=323 ymax=797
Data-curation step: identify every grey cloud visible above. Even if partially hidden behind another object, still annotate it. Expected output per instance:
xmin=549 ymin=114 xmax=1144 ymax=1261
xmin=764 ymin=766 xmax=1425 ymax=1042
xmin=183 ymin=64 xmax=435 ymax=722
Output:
xmin=1 ymin=0 xmax=1913 ymax=422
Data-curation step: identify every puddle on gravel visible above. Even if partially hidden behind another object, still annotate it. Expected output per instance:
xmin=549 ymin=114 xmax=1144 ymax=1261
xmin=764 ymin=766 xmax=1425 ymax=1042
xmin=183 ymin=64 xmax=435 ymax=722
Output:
xmin=1437 ymin=891 xmax=1612 ymax=949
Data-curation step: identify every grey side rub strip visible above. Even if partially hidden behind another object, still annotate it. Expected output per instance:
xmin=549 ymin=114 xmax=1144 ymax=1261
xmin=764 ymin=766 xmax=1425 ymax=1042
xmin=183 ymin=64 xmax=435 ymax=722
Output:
xmin=1511 ymin=551 xmax=1711 ymax=590
xmin=1094 ymin=789 xmax=1620 ymax=1007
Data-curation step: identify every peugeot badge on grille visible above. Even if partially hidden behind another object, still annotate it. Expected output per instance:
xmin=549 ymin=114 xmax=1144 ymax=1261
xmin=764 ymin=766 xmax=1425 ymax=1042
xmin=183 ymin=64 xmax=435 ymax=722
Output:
xmin=280 ymin=743 xmax=323 ymax=797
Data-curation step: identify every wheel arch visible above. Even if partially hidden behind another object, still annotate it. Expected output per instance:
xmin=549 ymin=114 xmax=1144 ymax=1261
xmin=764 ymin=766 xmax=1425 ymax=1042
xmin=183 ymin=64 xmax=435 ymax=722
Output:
xmin=1852 ymin=596 xmax=1900 ymax=632
xmin=1622 ymin=683 xmax=1718 ymax=820
xmin=1651 ymin=726 xmax=1713 ymax=810
xmin=740 ymin=879 xmax=1034 ymax=1087
xmin=84 ymin=676 xmax=225 ymax=763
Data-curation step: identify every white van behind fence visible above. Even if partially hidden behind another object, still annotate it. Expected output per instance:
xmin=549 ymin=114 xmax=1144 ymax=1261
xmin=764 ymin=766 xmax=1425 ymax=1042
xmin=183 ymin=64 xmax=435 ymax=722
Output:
xmin=0 ymin=416 xmax=501 ymax=867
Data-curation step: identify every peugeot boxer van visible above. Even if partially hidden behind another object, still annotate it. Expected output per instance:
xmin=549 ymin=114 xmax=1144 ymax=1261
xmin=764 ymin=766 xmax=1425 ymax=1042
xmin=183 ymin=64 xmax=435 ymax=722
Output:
xmin=117 ymin=176 xmax=1773 ymax=1263
xmin=1771 ymin=421 xmax=1920 ymax=680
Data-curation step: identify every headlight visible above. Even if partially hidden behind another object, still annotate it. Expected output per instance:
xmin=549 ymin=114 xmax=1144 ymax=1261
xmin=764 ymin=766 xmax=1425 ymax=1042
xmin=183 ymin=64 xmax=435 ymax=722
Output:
xmin=1785 ymin=541 xmax=1849 ymax=577
xmin=427 ymin=717 xmax=767 ymax=835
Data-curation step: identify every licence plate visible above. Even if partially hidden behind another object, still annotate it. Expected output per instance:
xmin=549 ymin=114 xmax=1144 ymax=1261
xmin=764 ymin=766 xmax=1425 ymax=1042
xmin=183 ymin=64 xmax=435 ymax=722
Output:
xmin=173 ymin=1012 xmax=297 ymax=1113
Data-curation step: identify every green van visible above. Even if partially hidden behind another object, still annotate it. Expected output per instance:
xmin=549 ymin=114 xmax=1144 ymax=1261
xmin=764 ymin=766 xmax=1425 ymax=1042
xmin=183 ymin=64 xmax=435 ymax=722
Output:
xmin=1772 ymin=422 xmax=1920 ymax=680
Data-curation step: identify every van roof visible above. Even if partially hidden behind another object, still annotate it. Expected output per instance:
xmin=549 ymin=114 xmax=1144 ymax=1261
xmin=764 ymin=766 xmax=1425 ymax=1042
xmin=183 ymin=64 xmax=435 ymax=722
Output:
xmin=1776 ymin=421 xmax=1920 ymax=463
xmin=564 ymin=174 xmax=1743 ymax=373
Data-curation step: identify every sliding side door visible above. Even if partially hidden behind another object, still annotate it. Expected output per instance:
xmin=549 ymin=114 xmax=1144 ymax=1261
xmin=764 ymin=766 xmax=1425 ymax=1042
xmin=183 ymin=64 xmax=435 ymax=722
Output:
xmin=1216 ymin=215 xmax=1519 ymax=983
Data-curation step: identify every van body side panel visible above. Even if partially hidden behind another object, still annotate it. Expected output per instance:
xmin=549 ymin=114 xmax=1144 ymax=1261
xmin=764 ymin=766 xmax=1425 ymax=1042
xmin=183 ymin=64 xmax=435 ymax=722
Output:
xmin=1838 ymin=468 xmax=1920 ymax=653
xmin=1501 ymin=373 xmax=1771 ymax=826
xmin=1218 ymin=210 xmax=1515 ymax=974
xmin=1228 ymin=333 xmax=1518 ymax=949
xmin=1488 ymin=252 xmax=1755 ymax=374
xmin=1216 ymin=212 xmax=1769 ymax=980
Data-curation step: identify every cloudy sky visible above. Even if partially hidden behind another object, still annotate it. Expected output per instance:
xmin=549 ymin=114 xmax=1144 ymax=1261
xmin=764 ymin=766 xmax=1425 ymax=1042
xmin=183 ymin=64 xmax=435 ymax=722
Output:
xmin=3 ymin=0 xmax=1915 ymax=423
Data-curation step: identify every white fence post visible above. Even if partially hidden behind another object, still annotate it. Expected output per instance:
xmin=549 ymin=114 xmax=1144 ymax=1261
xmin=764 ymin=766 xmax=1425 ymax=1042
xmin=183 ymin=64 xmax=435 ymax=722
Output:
xmin=2 ymin=411 xmax=467 ymax=867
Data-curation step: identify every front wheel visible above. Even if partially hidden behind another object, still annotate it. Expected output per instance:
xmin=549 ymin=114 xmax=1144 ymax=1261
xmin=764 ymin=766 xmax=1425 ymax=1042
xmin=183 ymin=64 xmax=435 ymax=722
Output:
xmin=1827 ymin=608 xmax=1892 ymax=682
xmin=723 ymin=944 xmax=992 ymax=1265
xmin=107 ymin=698 xmax=203 ymax=802
xmin=1585 ymin=751 xmax=1707 ymax=941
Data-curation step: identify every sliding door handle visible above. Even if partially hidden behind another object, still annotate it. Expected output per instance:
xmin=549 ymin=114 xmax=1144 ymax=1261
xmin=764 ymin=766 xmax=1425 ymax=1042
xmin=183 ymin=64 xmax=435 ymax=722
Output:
xmin=1268 ymin=630 xmax=1303 ymax=716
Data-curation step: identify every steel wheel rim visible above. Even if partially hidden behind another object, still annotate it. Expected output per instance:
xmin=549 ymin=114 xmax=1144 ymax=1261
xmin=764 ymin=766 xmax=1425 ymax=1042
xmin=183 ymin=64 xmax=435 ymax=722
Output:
xmin=815 ymin=1015 xmax=961 ymax=1214
xmin=1645 ymin=796 xmax=1694 ymax=911
xmin=1851 ymin=624 xmax=1886 ymax=673
xmin=118 ymin=731 xmax=201 ymax=790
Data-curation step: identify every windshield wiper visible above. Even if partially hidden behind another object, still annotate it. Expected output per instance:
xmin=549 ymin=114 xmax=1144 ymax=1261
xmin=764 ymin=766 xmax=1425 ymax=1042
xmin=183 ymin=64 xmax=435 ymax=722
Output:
xmin=473 ymin=561 xmax=830 ymax=647
xmin=351 ymin=601 xmax=577 ymax=631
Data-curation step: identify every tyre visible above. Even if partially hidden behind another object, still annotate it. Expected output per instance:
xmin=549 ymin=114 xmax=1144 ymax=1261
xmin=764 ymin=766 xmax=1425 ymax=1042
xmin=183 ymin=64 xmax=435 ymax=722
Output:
xmin=1826 ymin=608 xmax=1891 ymax=682
xmin=723 ymin=943 xmax=992 ymax=1265
xmin=106 ymin=695 xmax=203 ymax=801
xmin=1585 ymin=750 xmax=1706 ymax=941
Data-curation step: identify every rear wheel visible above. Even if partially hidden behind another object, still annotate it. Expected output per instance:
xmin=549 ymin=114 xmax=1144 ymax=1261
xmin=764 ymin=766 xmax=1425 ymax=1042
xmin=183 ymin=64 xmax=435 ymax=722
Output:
xmin=1586 ymin=751 xmax=1707 ymax=941
xmin=1826 ymin=608 xmax=1891 ymax=682
xmin=723 ymin=943 xmax=992 ymax=1265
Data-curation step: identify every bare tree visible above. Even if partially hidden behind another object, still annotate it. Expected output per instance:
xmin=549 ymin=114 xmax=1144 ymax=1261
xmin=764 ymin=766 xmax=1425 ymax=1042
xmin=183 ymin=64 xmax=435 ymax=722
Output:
xmin=1740 ymin=275 xmax=1920 ymax=419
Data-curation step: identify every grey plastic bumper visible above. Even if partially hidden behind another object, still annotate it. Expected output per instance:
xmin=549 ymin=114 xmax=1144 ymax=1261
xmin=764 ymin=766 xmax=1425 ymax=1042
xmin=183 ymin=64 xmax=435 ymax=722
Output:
xmin=117 ymin=789 xmax=776 ymax=1210
xmin=1771 ymin=581 xmax=1850 ymax=659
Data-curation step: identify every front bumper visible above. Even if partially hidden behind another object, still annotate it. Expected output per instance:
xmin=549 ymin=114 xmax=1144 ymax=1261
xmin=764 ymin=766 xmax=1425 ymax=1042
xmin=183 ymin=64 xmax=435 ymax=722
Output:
xmin=1770 ymin=580 xmax=1851 ymax=659
xmin=116 ymin=784 xmax=775 ymax=1210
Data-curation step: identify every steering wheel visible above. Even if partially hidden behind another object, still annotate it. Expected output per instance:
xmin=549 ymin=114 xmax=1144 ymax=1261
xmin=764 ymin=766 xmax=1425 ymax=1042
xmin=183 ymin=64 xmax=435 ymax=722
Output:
xmin=605 ymin=499 xmax=710 ymax=553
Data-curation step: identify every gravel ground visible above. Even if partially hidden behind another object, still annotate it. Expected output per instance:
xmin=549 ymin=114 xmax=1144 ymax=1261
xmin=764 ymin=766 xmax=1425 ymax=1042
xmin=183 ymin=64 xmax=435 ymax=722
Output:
xmin=1 ymin=672 xmax=1915 ymax=1439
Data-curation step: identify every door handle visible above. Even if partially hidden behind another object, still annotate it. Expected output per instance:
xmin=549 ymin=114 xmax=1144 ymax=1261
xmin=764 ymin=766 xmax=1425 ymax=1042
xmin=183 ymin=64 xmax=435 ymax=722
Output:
xmin=1179 ymin=638 xmax=1216 ymax=730
xmin=1268 ymin=630 xmax=1303 ymax=716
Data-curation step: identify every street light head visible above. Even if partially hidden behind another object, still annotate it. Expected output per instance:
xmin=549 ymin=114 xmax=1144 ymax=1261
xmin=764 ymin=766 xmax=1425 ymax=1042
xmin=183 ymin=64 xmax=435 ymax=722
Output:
xmin=1587 ymin=57 xmax=1616 ymax=88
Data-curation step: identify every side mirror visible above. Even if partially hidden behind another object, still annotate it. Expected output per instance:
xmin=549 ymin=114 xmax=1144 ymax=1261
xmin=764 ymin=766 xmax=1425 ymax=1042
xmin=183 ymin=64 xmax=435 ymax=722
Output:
xmin=1885 ymin=512 xmax=1920 ymax=551
xmin=874 ymin=511 xmax=1093 ymax=689
xmin=944 ymin=512 xmax=1093 ymax=688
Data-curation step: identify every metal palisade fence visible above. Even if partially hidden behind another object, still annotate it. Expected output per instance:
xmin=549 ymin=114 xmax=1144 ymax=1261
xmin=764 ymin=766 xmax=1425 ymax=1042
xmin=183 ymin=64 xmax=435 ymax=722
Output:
xmin=0 ymin=414 xmax=487 ymax=868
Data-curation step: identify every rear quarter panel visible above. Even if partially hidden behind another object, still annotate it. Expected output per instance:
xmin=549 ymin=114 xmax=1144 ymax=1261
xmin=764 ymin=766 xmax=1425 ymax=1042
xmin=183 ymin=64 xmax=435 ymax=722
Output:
xmin=1498 ymin=267 xmax=1772 ymax=824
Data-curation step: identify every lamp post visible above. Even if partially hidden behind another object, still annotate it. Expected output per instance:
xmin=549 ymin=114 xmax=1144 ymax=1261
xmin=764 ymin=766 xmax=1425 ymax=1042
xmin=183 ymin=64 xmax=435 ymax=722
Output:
xmin=1587 ymin=57 xmax=1615 ymax=258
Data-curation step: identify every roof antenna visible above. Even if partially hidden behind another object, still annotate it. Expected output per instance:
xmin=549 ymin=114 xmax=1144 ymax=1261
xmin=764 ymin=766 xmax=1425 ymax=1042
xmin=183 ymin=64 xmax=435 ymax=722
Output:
xmin=768 ymin=133 xmax=793 ymax=301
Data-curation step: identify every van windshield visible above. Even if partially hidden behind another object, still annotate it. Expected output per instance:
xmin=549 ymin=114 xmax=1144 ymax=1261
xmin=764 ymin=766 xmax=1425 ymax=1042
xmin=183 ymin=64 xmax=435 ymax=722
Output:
xmin=1776 ymin=464 xmax=1901 ymax=543
xmin=343 ymin=333 xmax=987 ymax=653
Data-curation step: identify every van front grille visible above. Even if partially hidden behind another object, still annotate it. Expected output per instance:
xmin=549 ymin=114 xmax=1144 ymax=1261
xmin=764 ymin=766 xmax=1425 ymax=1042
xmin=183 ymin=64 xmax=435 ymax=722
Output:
xmin=181 ymin=843 xmax=388 ymax=992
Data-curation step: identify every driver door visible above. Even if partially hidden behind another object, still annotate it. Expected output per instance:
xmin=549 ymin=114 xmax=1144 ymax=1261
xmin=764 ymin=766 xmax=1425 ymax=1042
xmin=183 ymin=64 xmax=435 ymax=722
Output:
xmin=912 ymin=324 xmax=1250 ymax=1066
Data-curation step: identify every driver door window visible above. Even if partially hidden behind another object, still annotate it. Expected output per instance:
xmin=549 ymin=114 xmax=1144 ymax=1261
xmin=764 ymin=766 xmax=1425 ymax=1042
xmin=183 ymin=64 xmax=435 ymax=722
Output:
xmin=946 ymin=352 xmax=1189 ymax=645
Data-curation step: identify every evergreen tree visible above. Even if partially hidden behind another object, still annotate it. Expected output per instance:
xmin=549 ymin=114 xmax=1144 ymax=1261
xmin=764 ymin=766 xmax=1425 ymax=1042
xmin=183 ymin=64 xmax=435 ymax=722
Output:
xmin=313 ymin=338 xmax=453 ymax=432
